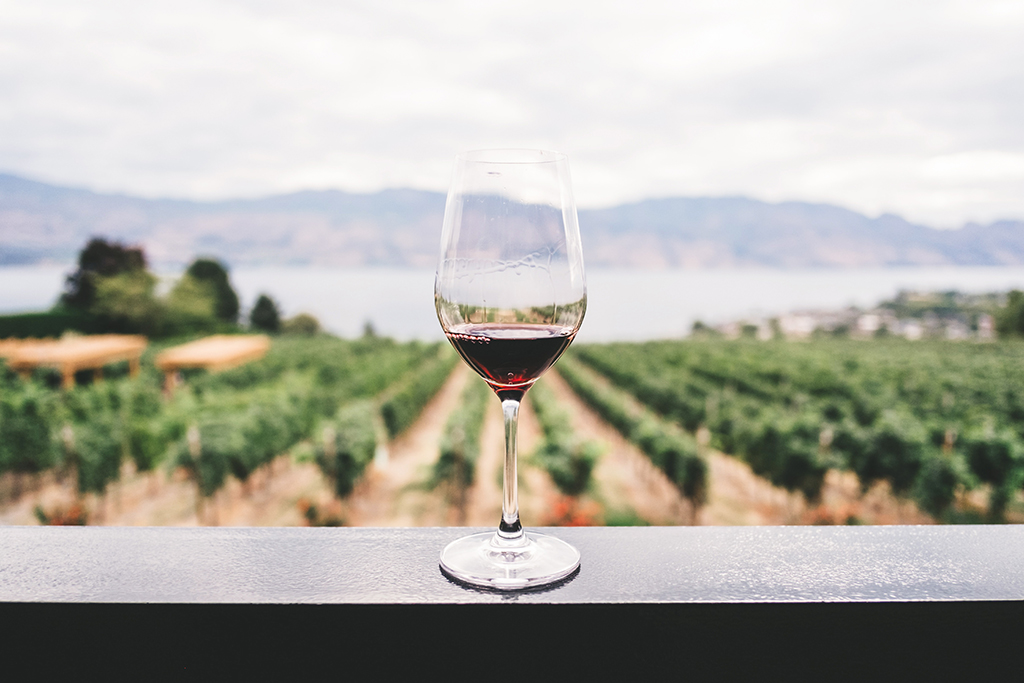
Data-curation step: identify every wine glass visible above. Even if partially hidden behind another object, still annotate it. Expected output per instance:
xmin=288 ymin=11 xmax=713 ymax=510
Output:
xmin=435 ymin=148 xmax=586 ymax=590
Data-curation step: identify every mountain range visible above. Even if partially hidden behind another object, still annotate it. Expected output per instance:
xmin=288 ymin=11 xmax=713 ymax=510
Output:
xmin=2 ymin=172 xmax=1022 ymax=269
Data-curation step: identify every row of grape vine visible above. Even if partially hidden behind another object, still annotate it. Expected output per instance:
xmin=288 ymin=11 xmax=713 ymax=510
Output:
xmin=570 ymin=339 xmax=1024 ymax=520
xmin=528 ymin=379 xmax=601 ymax=499
xmin=429 ymin=375 xmax=490 ymax=522
xmin=555 ymin=356 xmax=708 ymax=509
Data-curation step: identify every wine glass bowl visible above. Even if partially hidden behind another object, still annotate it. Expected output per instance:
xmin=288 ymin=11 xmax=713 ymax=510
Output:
xmin=435 ymin=149 xmax=586 ymax=589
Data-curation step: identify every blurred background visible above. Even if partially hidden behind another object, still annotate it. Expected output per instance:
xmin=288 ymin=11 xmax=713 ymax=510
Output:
xmin=2 ymin=0 xmax=1024 ymax=528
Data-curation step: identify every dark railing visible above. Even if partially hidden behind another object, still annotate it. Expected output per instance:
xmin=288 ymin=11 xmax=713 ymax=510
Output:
xmin=2 ymin=525 xmax=1022 ymax=676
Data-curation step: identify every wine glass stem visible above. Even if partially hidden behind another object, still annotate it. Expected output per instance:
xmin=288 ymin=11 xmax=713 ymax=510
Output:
xmin=499 ymin=395 xmax=524 ymax=540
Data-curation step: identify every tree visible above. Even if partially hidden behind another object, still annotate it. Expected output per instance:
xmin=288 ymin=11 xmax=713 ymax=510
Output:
xmin=250 ymin=294 xmax=281 ymax=333
xmin=282 ymin=313 xmax=321 ymax=336
xmin=691 ymin=320 xmax=722 ymax=338
xmin=91 ymin=270 xmax=161 ymax=334
xmin=163 ymin=275 xmax=219 ymax=335
xmin=185 ymin=258 xmax=240 ymax=323
xmin=61 ymin=238 xmax=147 ymax=310
xmin=996 ymin=290 xmax=1024 ymax=337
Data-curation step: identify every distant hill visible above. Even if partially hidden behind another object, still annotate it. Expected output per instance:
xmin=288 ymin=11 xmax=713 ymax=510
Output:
xmin=578 ymin=198 xmax=1024 ymax=268
xmin=0 ymin=174 xmax=446 ymax=267
xmin=2 ymin=172 xmax=1022 ymax=268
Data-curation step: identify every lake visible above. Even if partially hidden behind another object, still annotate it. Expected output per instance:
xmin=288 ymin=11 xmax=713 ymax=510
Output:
xmin=4 ymin=265 xmax=1024 ymax=342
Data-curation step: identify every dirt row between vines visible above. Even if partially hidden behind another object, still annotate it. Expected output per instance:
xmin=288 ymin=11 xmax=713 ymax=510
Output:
xmin=344 ymin=364 xmax=562 ymax=528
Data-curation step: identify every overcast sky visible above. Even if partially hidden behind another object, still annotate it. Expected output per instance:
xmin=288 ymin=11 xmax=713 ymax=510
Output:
xmin=1 ymin=0 xmax=1022 ymax=226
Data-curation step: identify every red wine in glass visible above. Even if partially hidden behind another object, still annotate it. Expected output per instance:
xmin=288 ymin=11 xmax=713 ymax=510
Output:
xmin=445 ymin=323 xmax=575 ymax=395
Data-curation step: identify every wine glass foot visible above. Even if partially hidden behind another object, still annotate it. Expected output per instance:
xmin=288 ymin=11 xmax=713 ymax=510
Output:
xmin=439 ymin=530 xmax=581 ymax=591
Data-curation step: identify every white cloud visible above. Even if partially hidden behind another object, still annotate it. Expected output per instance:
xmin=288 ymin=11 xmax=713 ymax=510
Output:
xmin=0 ymin=0 xmax=1021 ymax=226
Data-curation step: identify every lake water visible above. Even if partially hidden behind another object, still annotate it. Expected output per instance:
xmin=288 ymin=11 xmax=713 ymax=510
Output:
xmin=5 ymin=265 xmax=1024 ymax=342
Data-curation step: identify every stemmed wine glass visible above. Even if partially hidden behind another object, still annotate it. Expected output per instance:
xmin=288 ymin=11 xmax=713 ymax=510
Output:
xmin=435 ymin=149 xmax=587 ymax=590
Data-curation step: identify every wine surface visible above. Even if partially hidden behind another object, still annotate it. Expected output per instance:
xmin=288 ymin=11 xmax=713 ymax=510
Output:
xmin=445 ymin=323 xmax=575 ymax=390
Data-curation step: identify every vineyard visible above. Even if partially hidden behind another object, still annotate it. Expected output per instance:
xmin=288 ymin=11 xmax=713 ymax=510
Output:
xmin=0 ymin=336 xmax=456 ymax=525
xmin=2 ymin=333 xmax=1023 ymax=527
xmin=570 ymin=338 xmax=1024 ymax=523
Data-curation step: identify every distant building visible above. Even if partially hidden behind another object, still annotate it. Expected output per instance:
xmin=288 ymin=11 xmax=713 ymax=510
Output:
xmin=978 ymin=313 xmax=995 ymax=340
xmin=714 ymin=297 xmax=997 ymax=343
xmin=945 ymin=320 xmax=970 ymax=340
xmin=718 ymin=321 xmax=742 ymax=339
xmin=779 ymin=313 xmax=817 ymax=339
xmin=856 ymin=314 xmax=881 ymax=335
xmin=901 ymin=320 xmax=923 ymax=340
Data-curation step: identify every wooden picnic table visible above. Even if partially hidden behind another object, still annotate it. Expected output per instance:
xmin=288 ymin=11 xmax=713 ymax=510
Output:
xmin=155 ymin=334 xmax=270 ymax=392
xmin=2 ymin=335 xmax=147 ymax=389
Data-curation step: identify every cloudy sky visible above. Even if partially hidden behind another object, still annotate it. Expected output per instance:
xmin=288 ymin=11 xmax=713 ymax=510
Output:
xmin=0 ymin=0 xmax=1021 ymax=226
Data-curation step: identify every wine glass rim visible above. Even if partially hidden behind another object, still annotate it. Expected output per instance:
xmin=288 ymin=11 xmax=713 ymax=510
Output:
xmin=456 ymin=148 xmax=567 ymax=164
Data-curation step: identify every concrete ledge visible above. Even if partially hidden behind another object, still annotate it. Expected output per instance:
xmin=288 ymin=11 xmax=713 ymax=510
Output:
xmin=3 ymin=525 xmax=1024 ymax=603
xmin=2 ymin=526 xmax=1022 ymax=675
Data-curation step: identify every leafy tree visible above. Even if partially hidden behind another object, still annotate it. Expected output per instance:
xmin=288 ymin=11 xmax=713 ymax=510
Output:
xmin=996 ymin=290 xmax=1024 ymax=337
xmin=163 ymin=275 xmax=218 ymax=335
xmin=185 ymin=258 xmax=240 ymax=323
xmin=250 ymin=294 xmax=281 ymax=333
xmin=86 ymin=266 xmax=222 ymax=337
xmin=90 ymin=270 xmax=161 ymax=334
xmin=282 ymin=313 xmax=321 ymax=336
xmin=691 ymin=320 xmax=720 ymax=338
xmin=61 ymin=238 xmax=147 ymax=311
